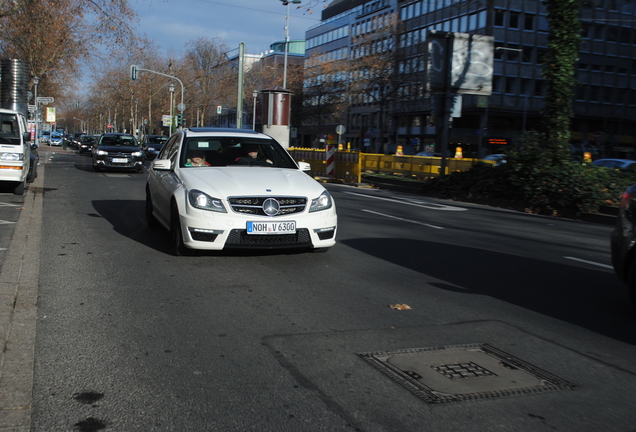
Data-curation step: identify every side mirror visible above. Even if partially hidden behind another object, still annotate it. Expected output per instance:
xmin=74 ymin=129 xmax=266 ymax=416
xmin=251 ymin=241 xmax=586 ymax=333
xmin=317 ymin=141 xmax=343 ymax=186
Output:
xmin=152 ymin=159 xmax=171 ymax=171
xmin=297 ymin=161 xmax=311 ymax=172
xmin=23 ymin=132 xmax=31 ymax=143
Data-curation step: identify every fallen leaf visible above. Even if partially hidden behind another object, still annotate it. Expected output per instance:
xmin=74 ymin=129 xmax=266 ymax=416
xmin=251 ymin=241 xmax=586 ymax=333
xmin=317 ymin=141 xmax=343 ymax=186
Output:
xmin=389 ymin=304 xmax=412 ymax=310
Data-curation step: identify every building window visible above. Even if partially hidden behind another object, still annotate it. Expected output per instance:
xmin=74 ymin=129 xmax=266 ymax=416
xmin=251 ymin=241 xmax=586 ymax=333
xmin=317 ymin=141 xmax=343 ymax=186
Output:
xmin=509 ymin=12 xmax=519 ymax=29
xmin=524 ymin=14 xmax=535 ymax=31
xmin=505 ymin=77 xmax=516 ymax=94
xmin=589 ymin=86 xmax=599 ymax=102
xmin=575 ymin=86 xmax=586 ymax=101
xmin=534 ymin=80 xmax=544 ymax=97
xmin=522 ymin=46 xmax=533 ymax=63
xmin=493 ymin=76 xmax=502 ymax=93
xmin=494 ymin=10 xmax=505 ymax=27
xmin=520 ymin=79 xmax=531 ymax=96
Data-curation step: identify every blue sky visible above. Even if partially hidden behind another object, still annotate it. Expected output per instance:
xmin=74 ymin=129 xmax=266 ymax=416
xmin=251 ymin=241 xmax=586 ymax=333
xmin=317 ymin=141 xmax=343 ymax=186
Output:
xmin=131 ymin=0 xmax=325 ymax=56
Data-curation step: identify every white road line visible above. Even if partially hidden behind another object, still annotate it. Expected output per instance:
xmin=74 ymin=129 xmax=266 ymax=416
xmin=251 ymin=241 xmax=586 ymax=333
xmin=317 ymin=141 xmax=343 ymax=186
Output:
xmin=362 ymin=209 xmax=445 ymax=229
xmin=0 ymin=202 xmax=19 ymax=207
xmin=0 ymin=220 xmax=16 ymax=225
xmin=564 ymin=256 xmax=613 ymax=269
xmin=343 ymin=191 xmax=467 ymax=211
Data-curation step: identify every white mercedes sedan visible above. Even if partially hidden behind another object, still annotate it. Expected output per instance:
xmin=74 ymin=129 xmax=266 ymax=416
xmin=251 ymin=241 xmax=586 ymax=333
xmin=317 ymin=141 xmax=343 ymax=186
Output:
xmin=145 ymin=128 xmax=337 ymax=256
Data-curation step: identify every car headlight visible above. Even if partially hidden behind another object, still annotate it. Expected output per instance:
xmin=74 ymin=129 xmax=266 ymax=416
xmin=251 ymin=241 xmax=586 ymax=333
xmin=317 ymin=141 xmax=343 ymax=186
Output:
xmin=309 ymin=190 xmax=333 ymax=212
xmin=0 ymin=153 xmax=24 ymax=161
xmin=188 ymin=189 xmax=227 ymax=213
xmin=132 ymin=151 xmax=143 ymax=157
xmin=96 ymin=150 xmax=108 ymax=156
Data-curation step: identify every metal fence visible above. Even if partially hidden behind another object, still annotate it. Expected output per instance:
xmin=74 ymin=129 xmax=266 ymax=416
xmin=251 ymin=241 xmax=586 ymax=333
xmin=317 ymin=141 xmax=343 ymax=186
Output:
xmin=289 ymin=148 xmax=494 ymax=182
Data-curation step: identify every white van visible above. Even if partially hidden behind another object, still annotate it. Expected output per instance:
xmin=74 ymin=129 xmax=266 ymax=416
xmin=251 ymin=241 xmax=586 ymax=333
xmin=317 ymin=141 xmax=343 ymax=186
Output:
xmin=0 ymin=108 xmax=35 ymax=195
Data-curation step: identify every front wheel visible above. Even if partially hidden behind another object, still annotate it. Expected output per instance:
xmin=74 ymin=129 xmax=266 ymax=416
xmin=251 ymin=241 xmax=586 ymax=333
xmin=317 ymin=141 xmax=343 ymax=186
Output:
xmin=12 ymin=180 xmax=25 ymax=195
xmin=170 ymin=203 xmax=191 ymax=256
xmin=627 ymin=258 xmax=636 ymax=312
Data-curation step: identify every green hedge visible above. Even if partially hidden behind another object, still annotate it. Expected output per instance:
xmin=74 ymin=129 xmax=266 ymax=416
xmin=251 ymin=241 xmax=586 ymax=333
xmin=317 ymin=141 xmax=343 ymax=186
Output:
xmin=421 ymin=157 xmax=634 ymax=217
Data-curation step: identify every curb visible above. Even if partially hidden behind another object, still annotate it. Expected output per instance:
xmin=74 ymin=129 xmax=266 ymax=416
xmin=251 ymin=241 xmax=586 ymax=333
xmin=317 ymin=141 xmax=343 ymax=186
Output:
xmin=0 ymin=160 xmax=44 ymax=431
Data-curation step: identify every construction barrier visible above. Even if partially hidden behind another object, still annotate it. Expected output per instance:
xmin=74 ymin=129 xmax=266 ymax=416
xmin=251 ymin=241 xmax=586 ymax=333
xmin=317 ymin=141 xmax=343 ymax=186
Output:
xmin=289 ymin=148 xmax=494 ymax=183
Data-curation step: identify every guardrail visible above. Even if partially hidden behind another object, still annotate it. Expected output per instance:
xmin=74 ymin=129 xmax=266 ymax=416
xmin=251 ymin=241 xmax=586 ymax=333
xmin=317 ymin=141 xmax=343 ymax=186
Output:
xmin=289 ymin=148 xmax=494 ymax=182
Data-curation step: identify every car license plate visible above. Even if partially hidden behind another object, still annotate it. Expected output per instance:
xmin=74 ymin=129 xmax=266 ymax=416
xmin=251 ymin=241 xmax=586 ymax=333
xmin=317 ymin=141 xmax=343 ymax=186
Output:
xmin=247 ymin=221 xmax=296 ymax=235
xmin=112 ymin=158 xmax=127 ymax=163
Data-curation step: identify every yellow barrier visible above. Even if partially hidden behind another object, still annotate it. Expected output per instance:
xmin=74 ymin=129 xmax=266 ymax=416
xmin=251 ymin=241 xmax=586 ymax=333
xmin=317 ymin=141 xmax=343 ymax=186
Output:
xmin=289 ymin=148 xmax=494 ymax=182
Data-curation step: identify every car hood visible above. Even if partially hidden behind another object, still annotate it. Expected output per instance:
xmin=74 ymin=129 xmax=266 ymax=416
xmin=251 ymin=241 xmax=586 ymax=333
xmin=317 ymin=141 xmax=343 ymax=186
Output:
xmin=179 ymin=166 xmax=326 ymax=198
xmin=97 ymin=145 xmax=141 ymax=153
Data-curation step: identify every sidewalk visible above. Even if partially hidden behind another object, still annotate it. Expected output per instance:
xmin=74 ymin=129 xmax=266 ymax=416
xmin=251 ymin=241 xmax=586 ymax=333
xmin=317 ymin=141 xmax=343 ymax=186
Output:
xmin=0 ymin=152 xmax=46 ymax=431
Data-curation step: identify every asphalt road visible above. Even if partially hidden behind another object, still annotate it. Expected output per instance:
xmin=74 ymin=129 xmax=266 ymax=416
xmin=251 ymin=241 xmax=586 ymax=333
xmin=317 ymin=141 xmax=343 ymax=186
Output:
xmin=14 ymin=149 xmax=636 ymax=431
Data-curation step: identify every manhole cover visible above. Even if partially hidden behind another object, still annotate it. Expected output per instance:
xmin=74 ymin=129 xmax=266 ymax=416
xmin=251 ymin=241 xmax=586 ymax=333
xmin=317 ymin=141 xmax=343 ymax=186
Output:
xmin=357 ymin=343 xmax=575 ymax=404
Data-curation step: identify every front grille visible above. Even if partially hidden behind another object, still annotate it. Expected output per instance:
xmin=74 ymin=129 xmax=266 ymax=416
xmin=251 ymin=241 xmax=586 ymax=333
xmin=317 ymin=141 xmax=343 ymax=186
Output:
xmin=228 ymin=196 xmax=307 ymax=216
xmin=225 ymin=228 xmax=311 ymax=248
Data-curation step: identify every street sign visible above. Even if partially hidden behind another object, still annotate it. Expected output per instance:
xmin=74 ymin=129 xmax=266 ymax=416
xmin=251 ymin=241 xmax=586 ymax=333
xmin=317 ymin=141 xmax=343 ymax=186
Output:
xmin=177 ymin=103 xmax=186 ymax=112
xmin=336 ymin=125 xmax=346 ymax=135
xmin=37 ymin=97 xmax=54 ymax=104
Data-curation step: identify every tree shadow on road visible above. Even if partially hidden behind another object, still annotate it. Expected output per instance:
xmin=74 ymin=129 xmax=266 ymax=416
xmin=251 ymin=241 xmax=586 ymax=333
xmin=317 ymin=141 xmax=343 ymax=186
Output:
xmin=341 ymin=237 xmax=636 ymax=346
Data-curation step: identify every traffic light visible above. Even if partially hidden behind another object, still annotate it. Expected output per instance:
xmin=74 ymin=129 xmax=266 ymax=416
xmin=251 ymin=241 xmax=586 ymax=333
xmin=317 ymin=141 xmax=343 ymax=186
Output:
xmin=130 ymin=65 xmax=138 ymax=80
xmin=177 ymin=113 xmax=184 ymax=126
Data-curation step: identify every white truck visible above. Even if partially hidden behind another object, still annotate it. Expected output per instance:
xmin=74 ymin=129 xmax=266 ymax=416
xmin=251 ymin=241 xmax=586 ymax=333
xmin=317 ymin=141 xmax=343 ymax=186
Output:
xmin=0 ymin=108 xmax=36 ymax=195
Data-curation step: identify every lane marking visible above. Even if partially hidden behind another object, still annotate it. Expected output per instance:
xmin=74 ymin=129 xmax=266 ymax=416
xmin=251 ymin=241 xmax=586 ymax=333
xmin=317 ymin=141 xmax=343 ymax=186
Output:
xmin=362 ymin=209 xmax=445 ymax=230
xmin=564 ymin=256 xmax=613 ymax=269
xmin=343 ymin=191 xmax=467 ymax=211
xmin=0 ymin=220 xmax=16 ymax=225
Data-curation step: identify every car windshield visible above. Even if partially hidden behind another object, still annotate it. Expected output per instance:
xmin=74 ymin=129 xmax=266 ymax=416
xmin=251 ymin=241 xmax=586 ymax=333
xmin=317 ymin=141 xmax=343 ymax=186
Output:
xmin=148 ymin=136 xmax=167 ymax=144
xmin=179 ymin=136 xmax=297 ymax=169
xmin=99 ymin=135 xmax=139 ymax=147
xmin=0 ymin=114 xmax=20 ymax=144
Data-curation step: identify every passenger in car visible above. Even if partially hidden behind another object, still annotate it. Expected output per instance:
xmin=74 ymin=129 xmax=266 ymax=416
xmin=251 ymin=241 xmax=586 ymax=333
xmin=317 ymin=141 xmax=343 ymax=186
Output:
xmin=236 ymin=145 xmax=273 ymax=166
xmin=185 ymin=150 xmax=211 ymax=167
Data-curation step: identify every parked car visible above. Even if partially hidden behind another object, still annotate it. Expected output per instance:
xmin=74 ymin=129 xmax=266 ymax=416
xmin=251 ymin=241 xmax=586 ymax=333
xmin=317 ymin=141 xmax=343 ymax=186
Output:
xmin=611 ymin=182 xmax=636 ymax=311
xmin=92 ymin=133 xmax=144 ymax=172
xmin=0 ymin=108 xmax=34 ymax=194
xmin=592 ymin=158 xmax=636 ymax=171
xmin=145 ymin=127 xmax=337 ymax=255
xmin=50 ymin=131 xmax=63 ymax=146
xmin=78 ymin=135 xmax=96 ymax=154
xmin=142 ymin=135 xmax=168 ymax=160
xmin=482 ymin=154 xmax=507 ymax=166
xmin=414 ymin=151 xmax=435 ymax=157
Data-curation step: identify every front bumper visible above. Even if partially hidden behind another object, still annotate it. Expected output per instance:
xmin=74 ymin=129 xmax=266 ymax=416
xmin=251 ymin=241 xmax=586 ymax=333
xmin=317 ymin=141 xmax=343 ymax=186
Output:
xmin=0 ymin=162 xmax=27 ymax=182
xmin=94 ymin=156 xmax=143 ymax=170
xmin=178 ymin=205 xmax=337 ymax=251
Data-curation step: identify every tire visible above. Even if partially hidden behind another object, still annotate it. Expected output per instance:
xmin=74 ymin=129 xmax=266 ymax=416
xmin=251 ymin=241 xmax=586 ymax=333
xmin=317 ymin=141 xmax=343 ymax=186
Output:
xmin=170 ymin=203 xmax=191 ymax=256
xmin=627 ymin=258 xmax=636 ymax=312
xmin=13 ymin=180 xmax=25 ymax=195
xmin=93 ymin=164 xmax=101 ymax=172
xmin=145 ymin=188 xmax=157 ymax=228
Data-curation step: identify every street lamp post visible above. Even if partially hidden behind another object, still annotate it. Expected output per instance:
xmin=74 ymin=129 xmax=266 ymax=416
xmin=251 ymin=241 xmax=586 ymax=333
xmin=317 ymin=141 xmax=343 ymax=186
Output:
xmin=32 ymin=77 xmax=39 ymax=146
xmin=169 ymin=83 xmax=175 ymax=134
xmin=252 ymin=91 xmax=258 ymax=130
xmin=280 ymin=0 xmax=301 ymax=89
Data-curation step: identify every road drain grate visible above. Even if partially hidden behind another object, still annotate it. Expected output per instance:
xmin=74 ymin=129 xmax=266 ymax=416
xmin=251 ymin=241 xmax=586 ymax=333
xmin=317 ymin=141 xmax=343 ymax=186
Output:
xmin=357 ymin=343 xmax=575 ymax=404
